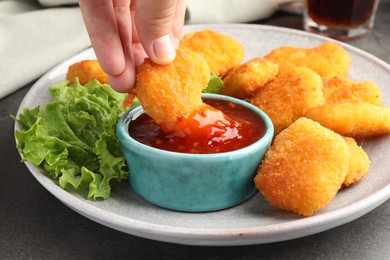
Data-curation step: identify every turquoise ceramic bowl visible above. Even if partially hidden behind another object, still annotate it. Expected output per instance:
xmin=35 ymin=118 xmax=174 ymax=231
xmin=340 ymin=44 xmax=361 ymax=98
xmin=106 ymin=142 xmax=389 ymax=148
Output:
xmin=116 ymin=94 xmax=274 ymax=212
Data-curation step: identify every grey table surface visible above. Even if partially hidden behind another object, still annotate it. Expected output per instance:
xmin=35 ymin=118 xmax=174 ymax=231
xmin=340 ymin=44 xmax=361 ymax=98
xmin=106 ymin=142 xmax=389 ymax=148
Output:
xmin=1 ymin=1 xmax=390 ymax=259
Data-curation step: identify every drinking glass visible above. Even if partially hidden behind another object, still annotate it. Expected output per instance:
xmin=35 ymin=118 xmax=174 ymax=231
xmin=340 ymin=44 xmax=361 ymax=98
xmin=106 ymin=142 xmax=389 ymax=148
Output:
xmin=304 ymin=0 xmax=380 ymax=41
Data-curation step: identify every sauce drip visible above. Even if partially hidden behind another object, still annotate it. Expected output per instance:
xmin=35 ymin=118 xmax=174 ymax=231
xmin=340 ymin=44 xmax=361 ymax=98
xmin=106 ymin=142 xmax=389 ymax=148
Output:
xmin=128 ymin=99 xmax=266 ymax=154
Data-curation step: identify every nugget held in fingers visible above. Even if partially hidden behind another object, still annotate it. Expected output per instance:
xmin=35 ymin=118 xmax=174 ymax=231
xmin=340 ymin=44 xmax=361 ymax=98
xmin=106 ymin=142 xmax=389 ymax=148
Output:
xmin=66 ymin=60 xmax=108 ymax=85
xmin=179 ymin=29 xmax=245 ymax=77
xmin=254 ymin=118 xmax=350 ymax=217
xmin=305 ymin=102 xmax=390 ymax=138
xmin=248 ymin=67 xmax=324 ymax=134
xmin=220 ymin=58 xmax=279 ymax=99
xmin=323 ymin=76 xmax=382 ymax=105
xmin=343 ymin=137 xmax=370 ymax=187
xmin=136 ymin=49 xmax=210 ymax=131
xmin=264 ymin=42 xmax=351 ymax=78
xmin=136 ymin=48 xmax=241 ymax=147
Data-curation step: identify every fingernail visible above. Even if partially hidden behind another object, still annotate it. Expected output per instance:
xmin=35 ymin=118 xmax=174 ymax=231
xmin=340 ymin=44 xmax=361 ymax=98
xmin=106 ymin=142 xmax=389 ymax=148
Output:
xmin=153 ymin=34 xmax=176 ymax=64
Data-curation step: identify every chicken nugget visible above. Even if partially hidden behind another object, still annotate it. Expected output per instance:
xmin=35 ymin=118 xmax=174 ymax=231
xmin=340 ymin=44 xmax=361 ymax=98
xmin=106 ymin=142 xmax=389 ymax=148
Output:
xmin=248 ymin=67 xmax=324 ymax=134
xmin=343 ymin=137 xmax=370 ymax=187
xmin=254 ymin=117 xmax=349 ymax=217
xmin=220 ymin=58 xmax=279 ymax=99
xmin=264 ymin=42 xmax=351 ymax=78
xmin=179 ymin=29 xmax=244 ymax=77
xmin=305 ymin=102 xmax=390 ymax=138
xmin=66 ymin=60 xmax=108 ymax=85
xmin=323 ymin=76 xmax=382 ymax=105
xmin=136 ymin=48 xmax=210 ymax=131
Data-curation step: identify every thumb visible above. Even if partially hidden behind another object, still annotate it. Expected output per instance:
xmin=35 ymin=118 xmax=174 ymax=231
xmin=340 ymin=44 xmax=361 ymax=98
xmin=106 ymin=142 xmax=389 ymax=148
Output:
xmin=134 ymin=0 xmax=183 ymax=64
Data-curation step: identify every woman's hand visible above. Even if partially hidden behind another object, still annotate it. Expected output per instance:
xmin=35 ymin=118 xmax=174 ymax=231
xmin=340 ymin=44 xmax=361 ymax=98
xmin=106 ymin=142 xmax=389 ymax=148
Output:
xmin=78 ymin=0 xmax=186 ymax=92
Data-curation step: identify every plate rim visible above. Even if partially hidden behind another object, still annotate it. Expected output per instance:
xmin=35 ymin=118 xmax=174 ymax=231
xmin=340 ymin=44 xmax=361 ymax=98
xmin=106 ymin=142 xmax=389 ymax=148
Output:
xmin=16 ymin=24 xmax=390 ymax=246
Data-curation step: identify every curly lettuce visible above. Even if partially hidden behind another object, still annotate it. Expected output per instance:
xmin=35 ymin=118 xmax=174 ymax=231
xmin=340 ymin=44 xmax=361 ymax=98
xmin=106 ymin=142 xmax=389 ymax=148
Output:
xmin=14 ymin=79 xmax=128 ymax=200
xmin=203 ymin=72 xmax=224 ymax=94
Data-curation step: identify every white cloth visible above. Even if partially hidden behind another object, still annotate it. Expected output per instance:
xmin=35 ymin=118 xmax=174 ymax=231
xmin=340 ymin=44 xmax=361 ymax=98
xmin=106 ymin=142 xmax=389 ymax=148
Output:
xmin=38 ymin=0 xmax=78 ymax=6
xmin=186 ymin=0 xmax=303 ymax=24
xmin=0 ymin=0 xmax=303 ymax=99
xmin=0 ymin=0 xmax=90 ymax=99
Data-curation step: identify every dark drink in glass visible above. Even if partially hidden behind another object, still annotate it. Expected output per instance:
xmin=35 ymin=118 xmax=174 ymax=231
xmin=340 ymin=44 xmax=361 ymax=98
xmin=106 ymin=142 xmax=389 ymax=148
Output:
xmin=304 ymin=0 xmax=380 ymax=41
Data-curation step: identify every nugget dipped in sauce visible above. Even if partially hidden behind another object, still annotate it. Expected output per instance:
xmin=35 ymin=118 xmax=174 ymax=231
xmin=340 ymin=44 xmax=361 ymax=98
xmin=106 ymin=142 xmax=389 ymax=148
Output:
xmin=254 ymin=118 xmax=350 ymax=217
xmin=264 ymin=42 xmax=351 ymax=78
xmin=248 ymin=67 xmax=325 ymax=135
xmin=136 ymin=48 xmax=209 ymax=131
xmin=179 ymin=29 xmax=245 ymax=77
xmin=135 ymin=48 xmax=246 ymax=150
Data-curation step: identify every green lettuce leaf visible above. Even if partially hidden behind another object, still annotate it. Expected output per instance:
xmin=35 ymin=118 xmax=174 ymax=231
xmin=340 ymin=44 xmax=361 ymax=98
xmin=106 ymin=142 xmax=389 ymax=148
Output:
xmin=203 ymin=72 xmax=224 ymax=94
xmin=14 ymin=79 xmax=128 ymax=200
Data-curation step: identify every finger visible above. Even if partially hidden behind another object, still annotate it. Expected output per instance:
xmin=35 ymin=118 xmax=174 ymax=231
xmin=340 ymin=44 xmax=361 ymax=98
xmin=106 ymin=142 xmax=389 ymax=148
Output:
xmin=129 ymin=3 xmax=148 ymax=67
xmin=130 ymin=0 xmax=140 ymax=43
xmin=110 ymin=0 xmax=137 ymax=92
xmin=108 ymin=67 xmax=135 ymax=92
xmin=78 ymin=0 xmax=125 ymax=76
xmin=134 ymin=0 xmax=179 ymax=64
xmin=171 ymin=0 xmax=186 ymax=48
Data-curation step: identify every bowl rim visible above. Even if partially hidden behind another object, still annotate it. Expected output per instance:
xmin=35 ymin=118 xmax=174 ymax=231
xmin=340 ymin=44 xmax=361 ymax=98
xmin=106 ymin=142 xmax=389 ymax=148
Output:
xmin=116 ymin=93 xmax=274 ymax=158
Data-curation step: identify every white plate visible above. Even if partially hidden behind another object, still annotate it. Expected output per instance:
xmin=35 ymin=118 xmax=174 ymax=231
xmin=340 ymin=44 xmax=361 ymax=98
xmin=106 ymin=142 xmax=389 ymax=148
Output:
xmin=16 ymin=24 xmax=390 ymax=246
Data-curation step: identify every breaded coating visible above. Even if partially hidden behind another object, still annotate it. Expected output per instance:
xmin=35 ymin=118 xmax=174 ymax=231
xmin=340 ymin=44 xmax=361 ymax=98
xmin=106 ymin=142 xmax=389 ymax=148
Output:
xmin=248 ymin=67 xmax=325 ymax=135
xmin=264 ymin=42 xmax=351 ymax=78
xmin=305 ymin=102 xmax=390 ymax=138
xmin=123 ymin=89 xmax=137 ymax=108
xmin=220 ymin=58 xmax=279 ymax=99
xmin=323 ymin=76 xmax=382 ymax=105
xmin=254 ymin=118 xmax=349 ymax=217
xmin=66 ymin=60 xmax=108 ymax=85
xmin=136 ymin=48 xmax=210 ymax=131
xmin=179 ymin=29 xmax=244 ymax=77
xmin=343 ymin=137 xmax=370 ymax=187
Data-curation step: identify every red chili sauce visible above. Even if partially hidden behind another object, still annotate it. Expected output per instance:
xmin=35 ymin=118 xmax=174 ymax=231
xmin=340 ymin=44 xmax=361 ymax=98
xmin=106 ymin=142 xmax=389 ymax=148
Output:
xmin=128 ymin=99 xmax=266 ymax=154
